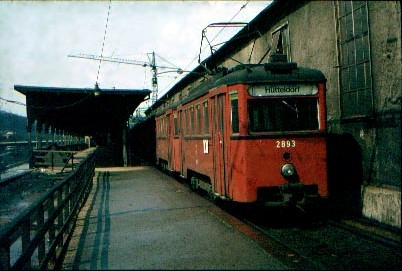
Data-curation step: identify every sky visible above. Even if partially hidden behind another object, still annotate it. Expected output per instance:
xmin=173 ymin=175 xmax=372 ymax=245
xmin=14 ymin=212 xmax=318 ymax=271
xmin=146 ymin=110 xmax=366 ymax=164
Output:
xmin=0 ymin=0 xmax=271 ymax=117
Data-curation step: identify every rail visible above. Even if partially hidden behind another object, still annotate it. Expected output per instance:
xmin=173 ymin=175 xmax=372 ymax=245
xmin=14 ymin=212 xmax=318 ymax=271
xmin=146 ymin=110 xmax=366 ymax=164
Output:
xmin=0 ymin=171 xmax=32 ymax=188
xmin=0 ymin=151 xmax=95 ymax=270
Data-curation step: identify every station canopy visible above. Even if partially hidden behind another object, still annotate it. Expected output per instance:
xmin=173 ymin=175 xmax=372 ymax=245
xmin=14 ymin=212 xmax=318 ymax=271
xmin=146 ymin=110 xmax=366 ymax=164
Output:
xmin=14 ymin=85 xmax=151 ymax=136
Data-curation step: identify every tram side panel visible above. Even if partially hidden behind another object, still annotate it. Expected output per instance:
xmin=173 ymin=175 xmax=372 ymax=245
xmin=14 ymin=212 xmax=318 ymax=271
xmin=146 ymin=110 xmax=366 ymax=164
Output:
xmin=179 ymin=97 xmax=215 ymax=185
xmin=156 ymin=115 xmax=169 ymax=168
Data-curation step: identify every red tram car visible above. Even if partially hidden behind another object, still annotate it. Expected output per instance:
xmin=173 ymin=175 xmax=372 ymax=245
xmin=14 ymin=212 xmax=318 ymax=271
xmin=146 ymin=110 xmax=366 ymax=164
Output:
xmin=154 ymin=55 xmax=328 ymax=208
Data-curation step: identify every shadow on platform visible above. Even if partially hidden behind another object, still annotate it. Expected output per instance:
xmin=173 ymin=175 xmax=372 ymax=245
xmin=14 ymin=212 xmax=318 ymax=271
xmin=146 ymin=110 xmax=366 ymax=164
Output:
xmin=63 ymin=171 xmax=111 ymax=270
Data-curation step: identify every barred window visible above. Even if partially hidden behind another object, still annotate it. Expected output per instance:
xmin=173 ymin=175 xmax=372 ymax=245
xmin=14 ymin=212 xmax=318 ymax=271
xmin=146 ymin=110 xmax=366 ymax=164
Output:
xmin=337 ymin=1 xmax=373 ymax=119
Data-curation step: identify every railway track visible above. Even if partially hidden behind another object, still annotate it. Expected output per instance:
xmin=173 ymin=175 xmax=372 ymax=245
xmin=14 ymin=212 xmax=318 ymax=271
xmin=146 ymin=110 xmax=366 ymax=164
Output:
xmin=0 ymin=169 xmax=69 ymax=226
xmin=0 ymin=167 xmax=31 ymax=186
xmin=161 ymin=170 xmax=401 ymax=269
xmin=223 ymin=204 xmax=401 ymax=270
xmin=161 ymin=169 xmax=402 ymax=269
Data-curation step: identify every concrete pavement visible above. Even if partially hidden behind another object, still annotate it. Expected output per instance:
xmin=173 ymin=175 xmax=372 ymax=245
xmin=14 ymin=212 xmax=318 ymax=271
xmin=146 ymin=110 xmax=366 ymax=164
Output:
xmin=62 ymin=166 xmax=288 ymax=270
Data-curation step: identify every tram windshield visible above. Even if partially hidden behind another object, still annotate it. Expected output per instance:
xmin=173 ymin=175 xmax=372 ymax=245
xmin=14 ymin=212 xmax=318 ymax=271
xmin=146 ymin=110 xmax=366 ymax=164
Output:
xmin=248 ymin=98 xmax=319 ymax=132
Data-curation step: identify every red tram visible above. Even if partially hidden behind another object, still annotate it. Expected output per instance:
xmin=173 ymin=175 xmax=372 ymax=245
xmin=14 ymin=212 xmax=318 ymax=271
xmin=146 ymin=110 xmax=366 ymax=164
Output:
xmin=153 ymin=54 xmax=328 ymax=207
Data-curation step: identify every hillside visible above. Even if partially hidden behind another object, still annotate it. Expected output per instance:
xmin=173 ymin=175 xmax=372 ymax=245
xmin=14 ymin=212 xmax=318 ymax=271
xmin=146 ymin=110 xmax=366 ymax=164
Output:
xmin=0 ymin=110 xmax=27 ymax=141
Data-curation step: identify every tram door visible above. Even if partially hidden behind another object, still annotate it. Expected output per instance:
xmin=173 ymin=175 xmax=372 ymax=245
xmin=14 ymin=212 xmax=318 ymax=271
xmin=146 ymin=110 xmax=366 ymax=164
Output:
xmin=211 ymin=93 xmax=228 ymax=197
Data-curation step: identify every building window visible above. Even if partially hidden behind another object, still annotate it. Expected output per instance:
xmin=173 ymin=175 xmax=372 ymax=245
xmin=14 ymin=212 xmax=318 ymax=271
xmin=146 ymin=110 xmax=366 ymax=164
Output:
xmin=337 ymin=1 xmax=373 ymax=119
xmin=272 ymin=23 xmax=290 ymax=60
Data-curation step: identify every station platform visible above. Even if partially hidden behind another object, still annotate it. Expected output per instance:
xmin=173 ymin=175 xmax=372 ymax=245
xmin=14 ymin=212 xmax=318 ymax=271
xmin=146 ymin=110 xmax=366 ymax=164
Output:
xmin=62 ymin=166 xmax=287 ymax=270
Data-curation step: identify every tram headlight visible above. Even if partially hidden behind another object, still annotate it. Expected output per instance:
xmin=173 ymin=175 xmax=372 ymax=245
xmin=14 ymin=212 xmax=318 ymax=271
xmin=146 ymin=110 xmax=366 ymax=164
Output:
xmin=281 ymin=163 xmax=296 ymax=178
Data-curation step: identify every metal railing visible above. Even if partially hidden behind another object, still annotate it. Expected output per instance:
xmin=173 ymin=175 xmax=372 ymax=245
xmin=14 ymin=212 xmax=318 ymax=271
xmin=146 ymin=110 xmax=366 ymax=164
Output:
xmin=0 ymin=152 xmax=95 ymax=270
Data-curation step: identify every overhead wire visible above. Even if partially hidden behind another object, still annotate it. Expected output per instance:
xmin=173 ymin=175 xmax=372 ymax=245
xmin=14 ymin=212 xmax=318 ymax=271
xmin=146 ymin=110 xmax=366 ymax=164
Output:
xmin=160 ymin=0 xmax=251 ymax=94
xmin=2 ymin=0 xmax=111 ymax=112
xmin=189 ymin=1 xmax=250 ymax=70
xmin=0 ymin=92 xmax=93 ymax=109
xmin=95 ymin=0 xmax=112 ymax=86
xmin=154 ymin=53 xmax=180 ymax=70
xmin=0 ymin=97 xmax=26 ymax=106
xmin=27 ymin=94 xmax=93 ymax=110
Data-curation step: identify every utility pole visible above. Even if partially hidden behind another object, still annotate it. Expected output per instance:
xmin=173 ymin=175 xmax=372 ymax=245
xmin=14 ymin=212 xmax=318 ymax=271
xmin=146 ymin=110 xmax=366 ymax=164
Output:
xmin=150 ymin=52 xmax=158 ymax=103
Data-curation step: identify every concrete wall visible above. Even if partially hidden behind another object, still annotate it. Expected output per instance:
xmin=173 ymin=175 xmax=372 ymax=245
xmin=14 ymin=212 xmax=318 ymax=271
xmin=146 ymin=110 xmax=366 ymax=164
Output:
xmin=362 ymin=186 xmax=401 ymax=228
xmin=360 ymin=1 xmax=401 ymax=228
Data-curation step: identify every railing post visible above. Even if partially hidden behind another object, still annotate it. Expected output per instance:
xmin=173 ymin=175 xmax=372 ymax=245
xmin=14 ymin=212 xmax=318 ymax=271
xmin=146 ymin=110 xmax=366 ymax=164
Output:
xmin=56 ymin=185 xmax=67 ymax=255
xmin=0 ymin=244 xmax=10 ymax=270
xmin=48 ymin=195 xmax=56 ymax=264
xmin=37 ymin=205 xmax=46 ymax=265
xmin=57 ymin=188 xmax=64 ymax=251
xmin=0 ymin=151 xmax=95 ymax=270
xmin=21 ymin=218 xmax=31 ymax=270
xmin=51 ymin=152 xmax=54 ymax=170
xmin=62 ymin=183 xmax=69 ymax=250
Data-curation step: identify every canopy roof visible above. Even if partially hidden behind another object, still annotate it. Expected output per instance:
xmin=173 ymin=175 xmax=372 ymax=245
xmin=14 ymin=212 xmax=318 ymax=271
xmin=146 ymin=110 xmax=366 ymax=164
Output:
xmin=15 ymin=85 xmax=151 ymax=136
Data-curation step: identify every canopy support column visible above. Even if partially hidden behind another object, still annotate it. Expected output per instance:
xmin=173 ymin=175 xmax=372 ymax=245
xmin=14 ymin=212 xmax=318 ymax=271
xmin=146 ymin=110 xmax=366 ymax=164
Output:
xmin=36 ymin=121 xmax=43 ymax=150
xmin=122 ymin=125 xmax=128 ymax=167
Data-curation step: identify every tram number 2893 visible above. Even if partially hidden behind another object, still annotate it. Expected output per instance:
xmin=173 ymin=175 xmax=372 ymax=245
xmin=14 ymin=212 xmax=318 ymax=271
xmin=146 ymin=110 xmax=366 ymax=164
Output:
xmin=276 ymin=140 xmax=296 ymax=148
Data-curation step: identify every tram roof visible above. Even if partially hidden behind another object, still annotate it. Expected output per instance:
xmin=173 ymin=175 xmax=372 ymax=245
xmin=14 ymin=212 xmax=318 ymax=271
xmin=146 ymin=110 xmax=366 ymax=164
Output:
xmin=181 ymin=63 xmax=326 ymax=105
xmin=15 ymin=85 xmax=151 ymax=136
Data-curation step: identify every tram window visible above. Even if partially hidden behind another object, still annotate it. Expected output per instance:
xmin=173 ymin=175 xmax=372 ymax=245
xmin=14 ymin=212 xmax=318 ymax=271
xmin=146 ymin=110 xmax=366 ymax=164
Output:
xmin=203 ymin=101 xmax=209 ymax=135
xmin=184 ymin=109 xmax=189 ymax=136
xmin=161 ymin=118 xmax=165 ymax=136
xmin=230 ymin=92 xmax=239 ymax=133
xmin=248 ymin=98 xmax=318 ymax=132
xmin=190 ymin=107 xmax=195 ymax=135
xmin=173 ymin=115 xmax=179 ymax=136
xmin=163 ymin=117 xmax=167 ymax=136
xmin=196 ymin=104 xmax=201 ymax=135
xmin=165 ymin=117 xmax=168 ymax=136
xmin=160 ymin=118 xmax=163 ymax=136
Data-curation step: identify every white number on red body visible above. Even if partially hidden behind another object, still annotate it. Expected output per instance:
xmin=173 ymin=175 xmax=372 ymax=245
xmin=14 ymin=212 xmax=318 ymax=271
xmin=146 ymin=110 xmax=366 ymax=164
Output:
xmin=276 ymin=140 xmax=296 ymax=148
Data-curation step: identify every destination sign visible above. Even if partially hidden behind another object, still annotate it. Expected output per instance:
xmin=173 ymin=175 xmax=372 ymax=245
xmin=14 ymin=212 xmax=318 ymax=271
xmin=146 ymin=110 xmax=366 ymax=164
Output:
xmin=248 ymin=84 xmax=318 ymax=96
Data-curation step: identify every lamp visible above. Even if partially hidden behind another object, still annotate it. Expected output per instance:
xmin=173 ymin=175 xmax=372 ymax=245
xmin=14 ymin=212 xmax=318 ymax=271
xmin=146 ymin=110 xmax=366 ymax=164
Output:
xmin=94 ymin=82 xmax=101 ymax=97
